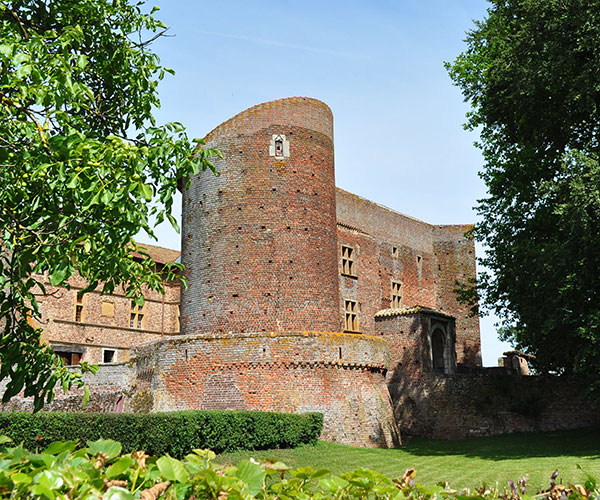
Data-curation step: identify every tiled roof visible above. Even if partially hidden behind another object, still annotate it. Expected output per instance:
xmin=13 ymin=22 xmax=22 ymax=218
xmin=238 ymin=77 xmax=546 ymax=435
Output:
xmin=132 ymin=243 xmax=180 ymax=264
xmin=374 ymin=305 xmax=454 ymax=319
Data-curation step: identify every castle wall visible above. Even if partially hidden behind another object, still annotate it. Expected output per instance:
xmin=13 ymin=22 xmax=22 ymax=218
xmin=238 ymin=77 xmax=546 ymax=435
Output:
xmin=335 ymin=189 xmax=480 ymax=366
xmin=131 ymin=331 xmax=400 ymax=447
xmin=182 ymin=97 xmax=340 ymax=334
xmin=433 ymin=225 xmax=481 ymax=365
xmin=393 ymin=374 xmax=600 ymax=439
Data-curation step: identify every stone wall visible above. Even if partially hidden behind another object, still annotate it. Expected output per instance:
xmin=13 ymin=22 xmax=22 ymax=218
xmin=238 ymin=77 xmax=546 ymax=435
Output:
xmin=392 ymin=373 xmax=600 ymax=439
xmin=0 ymin=364 xmax=133 ymax=413
xmin=130 ymin=331 xmax=400 ymax=448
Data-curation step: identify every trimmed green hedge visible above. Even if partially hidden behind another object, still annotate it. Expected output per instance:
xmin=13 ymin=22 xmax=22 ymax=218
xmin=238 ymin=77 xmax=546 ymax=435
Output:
xmin=0 ymin=410 xmax=323 ymax=458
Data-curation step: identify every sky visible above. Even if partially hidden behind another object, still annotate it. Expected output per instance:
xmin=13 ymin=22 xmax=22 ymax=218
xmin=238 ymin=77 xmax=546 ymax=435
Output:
xmin=136 ymin=0 xmax=513 ymax=365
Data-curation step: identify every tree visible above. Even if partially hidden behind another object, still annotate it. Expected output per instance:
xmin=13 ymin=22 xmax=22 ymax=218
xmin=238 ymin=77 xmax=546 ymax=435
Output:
xmin=0 ymin=0 xmax=218 ymax=409
xmin=446 ymin=0 xmax=600 ymax=391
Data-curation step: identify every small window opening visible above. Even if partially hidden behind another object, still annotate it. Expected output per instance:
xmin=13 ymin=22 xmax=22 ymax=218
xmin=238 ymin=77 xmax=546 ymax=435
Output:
xmin=392 ymin=247 xmax=399 ymax=260
xmin=391 ymin=281 xmax=403 ymax=309
xmin=102 ymin=349 xmax=116 ymax=364
xmin=344 ymin=299 xmax=359 ymax=332
xmin=130 ymin=299 xmax=144 ymax=329
xmin=75 ymin=292 xmax=85 ymax=323
xmin=341 ymin=245 xmax=355 ymax=276
xmin=275 ymin=138 xmax=283 ymax=156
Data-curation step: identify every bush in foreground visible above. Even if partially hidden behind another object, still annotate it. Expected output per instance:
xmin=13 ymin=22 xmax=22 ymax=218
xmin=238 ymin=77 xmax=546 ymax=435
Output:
xmin=0 ymin=410 xmax=323 ymax=457
xmin=0 ymin=436 xmax=597 ymax=500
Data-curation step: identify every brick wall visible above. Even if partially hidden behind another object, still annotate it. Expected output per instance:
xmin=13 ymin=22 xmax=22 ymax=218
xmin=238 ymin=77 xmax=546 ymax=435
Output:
xmin=335 ymin=189 xmax=480 ymax=366
xmin=35 ymin=263 xmax=180 ymax=364
xmin=182 ymin=97 xmax=341 ymax=334
xmin=131 ymin=331 xmax=400 ymax=447
xmin=393 ymin=374 xmax=600 ymax=439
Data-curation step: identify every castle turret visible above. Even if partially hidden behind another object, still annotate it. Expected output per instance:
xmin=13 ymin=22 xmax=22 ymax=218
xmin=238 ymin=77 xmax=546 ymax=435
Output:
xmin=181 ymin=97 xmax=341 ymax=334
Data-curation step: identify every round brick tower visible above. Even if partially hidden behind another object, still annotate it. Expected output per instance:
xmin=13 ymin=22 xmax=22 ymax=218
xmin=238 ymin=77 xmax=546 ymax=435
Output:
xmin=181 ymin=97 xmax=341 ymax=334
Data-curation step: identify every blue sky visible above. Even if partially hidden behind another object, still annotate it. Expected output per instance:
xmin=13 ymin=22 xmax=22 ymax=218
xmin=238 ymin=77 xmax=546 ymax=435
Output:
xmin=137 ymin=0 xmax=512 ymax=365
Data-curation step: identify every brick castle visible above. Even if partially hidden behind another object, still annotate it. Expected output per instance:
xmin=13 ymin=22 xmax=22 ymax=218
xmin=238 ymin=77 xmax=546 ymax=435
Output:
xmin=28 ymin=97 xmax=484 ymax=446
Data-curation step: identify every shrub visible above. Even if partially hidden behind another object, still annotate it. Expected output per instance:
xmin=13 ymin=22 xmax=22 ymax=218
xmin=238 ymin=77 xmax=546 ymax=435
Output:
xmin=0 ymin=436 xmax=596 ymax=500
xmin=0 ymin=410 xmax=322 ymax=457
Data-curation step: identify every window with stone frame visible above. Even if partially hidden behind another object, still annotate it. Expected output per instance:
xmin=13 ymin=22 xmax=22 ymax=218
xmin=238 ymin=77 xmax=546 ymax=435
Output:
xmin=344 ymin=299 xmax=359 ymax=332
xmin=391 ymin=281 xmax=403 ymax=309
xmin=392 ymin=246 xmax=399 ymax=259
xmin=130 ymin=299 xmax=144 ymax=329
xmin=74 ymin=292 xmax=86 ymax=322
xmin=341 ymin=245 xmax=356 ymax=276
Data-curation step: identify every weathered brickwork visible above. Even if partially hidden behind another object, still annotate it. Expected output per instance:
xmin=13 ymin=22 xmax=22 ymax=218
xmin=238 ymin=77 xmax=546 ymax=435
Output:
xmin=131 ymin=331 xmax=400 ymax=447
xmin=181 ymin=97 xmax=340 ymax=334
xmin=34 ymin=244 xmax=181 ymax=364
xmin=8 ymin=97 xmax=487 ymax=447
xmin=335 ymin=189 xmax=480 ymax=365
xmin=393 ymin=374 xmax=600 ymax=439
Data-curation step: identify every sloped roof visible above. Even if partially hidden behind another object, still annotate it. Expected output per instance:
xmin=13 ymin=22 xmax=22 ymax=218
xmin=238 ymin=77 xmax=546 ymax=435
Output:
xmin=132 ymin=243 xmax=180 ymax=264
xmin=374 ymin=305 xmax=454 ymax=319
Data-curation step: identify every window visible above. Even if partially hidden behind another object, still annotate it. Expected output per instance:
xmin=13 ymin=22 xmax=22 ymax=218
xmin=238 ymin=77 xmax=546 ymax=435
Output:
xmin=341 ymin=245 xmax=355 ymax=276
xmin=102 ymin=349 xmax=116 ymax=363
xmin=391 ymin=281 xmax=402 ymax=309
xmin=52 ymin=346 xmax=84 ymax=365
xmin=75 ymin=292 xmax=85 ymax=322
xmin=130 ymin=300 xmax=144 ymax=329
xmin=344 ymin=299 xmax=359 ymax=332
xmin=392 ymin=246 xmax=399 ymax=259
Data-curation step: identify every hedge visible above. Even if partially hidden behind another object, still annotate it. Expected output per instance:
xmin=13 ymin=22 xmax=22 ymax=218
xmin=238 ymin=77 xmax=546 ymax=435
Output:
xmin=0 ymin=410 xmax=323 ymax=458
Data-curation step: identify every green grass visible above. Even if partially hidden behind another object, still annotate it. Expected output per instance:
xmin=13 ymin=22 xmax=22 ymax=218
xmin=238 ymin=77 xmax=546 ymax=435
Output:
xmin=217 ymin=426 xmax=600 ymax=490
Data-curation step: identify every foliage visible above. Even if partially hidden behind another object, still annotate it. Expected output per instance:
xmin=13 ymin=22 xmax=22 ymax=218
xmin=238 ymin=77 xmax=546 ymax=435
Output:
xmin=0 ymin=411 xmax=323 ymax=457
xmin=445 ymin=0 xmax=600 ymax=388
xmin=0 ymin=0 xmax=218 ymax=409
xmin=0 ymin=436 xmax=598 ymax=500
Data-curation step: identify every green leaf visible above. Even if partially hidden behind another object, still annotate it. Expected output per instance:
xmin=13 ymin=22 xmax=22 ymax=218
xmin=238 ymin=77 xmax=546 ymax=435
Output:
xmin=86 ymin=439 xmax=121 ymax=460
xmin=35 ymin=469 xmax=64 ymax=490
xmin=82 ymin=385 xmax=90 ymax=409
xmin=234 ymin=460 xmax=265 ymax=496
xmin=106 ymin=457 xmax=134 ymax=479
xmin=10 ymin=472 xmax=32 ymax=485
xmin=44 ymin=441 xmax=78 ymax=455
xmin=156 ymin=455 xmax=189 ymax=483
xmin=103 ymin=486 xmax=136 ymax=500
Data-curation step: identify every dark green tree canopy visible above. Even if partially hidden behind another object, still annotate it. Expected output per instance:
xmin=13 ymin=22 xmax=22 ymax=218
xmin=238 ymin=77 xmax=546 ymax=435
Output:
xmin=447 ymin=0 xmax=600 ymax=389
xmin=0 ymin=0 xmax=217 ymax=409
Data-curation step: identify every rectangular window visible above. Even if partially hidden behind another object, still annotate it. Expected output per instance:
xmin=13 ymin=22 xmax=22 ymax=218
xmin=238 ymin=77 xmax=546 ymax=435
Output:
xmin=392 ymin=246 xmax=399 ymax=260
xmin=341 ymin=245 xmax=355 ymax=276
xmin=58 ymin=351 xmax=82 ymax=366
xmin=75 ymin=292 xmax=85 ymax=322
xmin=344 ymin=299 xmax=359 ymax=332
xmin=102 ymin=349 xmax=116 ymax=363
xmin=130 ymin=300 xmax=144 ymax=329
xmin=391 ymin=281 xmax=403 ymax=309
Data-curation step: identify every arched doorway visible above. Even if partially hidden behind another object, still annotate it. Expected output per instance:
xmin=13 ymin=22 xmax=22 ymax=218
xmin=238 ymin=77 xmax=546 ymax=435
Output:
xmin=431 ymin=328 xmax=446 ymax=374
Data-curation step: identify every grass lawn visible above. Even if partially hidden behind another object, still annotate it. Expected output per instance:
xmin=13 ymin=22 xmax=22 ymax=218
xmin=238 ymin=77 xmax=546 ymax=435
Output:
xmin=217 ymin=426 xmax=600 ymax=490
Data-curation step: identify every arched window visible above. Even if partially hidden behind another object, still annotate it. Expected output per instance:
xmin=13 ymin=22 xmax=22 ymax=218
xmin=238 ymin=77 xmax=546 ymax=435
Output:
xmin=432 ymin=328 xmax=446 ymax=374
